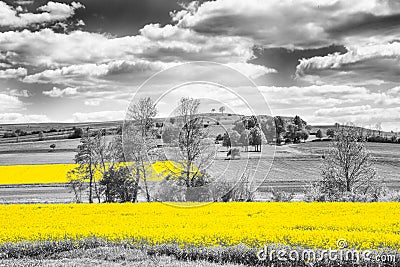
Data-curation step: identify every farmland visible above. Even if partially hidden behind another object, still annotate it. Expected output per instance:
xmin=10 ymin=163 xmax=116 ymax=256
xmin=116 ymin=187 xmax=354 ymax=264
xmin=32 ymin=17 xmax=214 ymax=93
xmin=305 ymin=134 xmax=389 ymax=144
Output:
xmin=1 ymin=202 xmax=400 ymax=249
xmin=0 ymin=135 xmax=399 ymax=203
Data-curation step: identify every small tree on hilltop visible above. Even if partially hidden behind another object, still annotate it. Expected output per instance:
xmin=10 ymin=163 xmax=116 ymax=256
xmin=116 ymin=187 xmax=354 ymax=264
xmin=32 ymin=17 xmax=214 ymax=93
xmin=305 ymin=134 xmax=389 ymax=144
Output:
xmin=319 ymin=126 xmax=377 ymax=197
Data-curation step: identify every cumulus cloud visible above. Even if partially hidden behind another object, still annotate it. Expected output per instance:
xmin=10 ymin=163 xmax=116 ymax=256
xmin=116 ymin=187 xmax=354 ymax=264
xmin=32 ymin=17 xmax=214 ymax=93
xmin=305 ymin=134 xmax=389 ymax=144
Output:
xmin=0 ymin=27 xmax=253 ymax=68
xmin=296 ymin=42 xmax=400 ymax=76
xmin=172 ymin=0 xmax=400 ymax=49
xmin=0 ymin=1 xmax=84 ymax=28
xmin=294 ymin=42 xmax=400 ymax=85
xmin=23 ymin=60 xmax=178 ymax=84
xmin=225 ymin=63 xmax=276 ymax=79
xmin=42 ymin=87 xmax=77 ymax=97
xmin=0 ymin=67 xmax=27 ymax=79
xmin=0 ymin=93 xmax=24 ymax=112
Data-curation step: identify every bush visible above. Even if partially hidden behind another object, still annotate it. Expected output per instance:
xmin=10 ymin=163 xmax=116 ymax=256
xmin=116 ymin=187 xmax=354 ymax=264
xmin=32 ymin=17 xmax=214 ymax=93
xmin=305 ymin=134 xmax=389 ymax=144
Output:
xmin=68 ymin=127 xmax=83 ymax=139
xmin=2 ymin=132 xmax=16 ymax=138
xmin=270 ymin=189 xmax=294 ymax=202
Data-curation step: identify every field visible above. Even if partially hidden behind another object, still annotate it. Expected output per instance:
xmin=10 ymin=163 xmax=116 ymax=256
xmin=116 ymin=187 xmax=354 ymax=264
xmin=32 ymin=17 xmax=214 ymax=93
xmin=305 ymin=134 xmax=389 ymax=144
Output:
xmin=0 ymin=202 xmax=399 ymax=266
xmin=0 ymin=137 xmax=399 ymax=203
xmin=1 ymin=202 xmax=400 ymax=249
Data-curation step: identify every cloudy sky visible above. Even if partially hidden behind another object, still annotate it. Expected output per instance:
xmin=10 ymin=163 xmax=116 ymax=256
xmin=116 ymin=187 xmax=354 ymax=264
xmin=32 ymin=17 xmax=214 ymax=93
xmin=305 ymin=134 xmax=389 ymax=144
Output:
xmin=0 ymin=0 xmax=399 ymax=131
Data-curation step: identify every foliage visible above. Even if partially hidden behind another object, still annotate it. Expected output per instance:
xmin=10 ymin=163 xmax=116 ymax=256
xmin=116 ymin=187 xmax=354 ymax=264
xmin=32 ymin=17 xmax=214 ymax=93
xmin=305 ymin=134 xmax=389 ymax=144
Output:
xmin=316 ymin=129 xmax=323 ymax=139
xmin=260 ymin=117 xmax=275 ymax=142
xmin=222 ymin=130 xmax=240 ymax=148
xmin=99 ymin=165 xmax=136 ymax=203
xmin=249 ymin=126 xmax=262 ymax=152
xmin=68 ymin=127 xmax=83 ymax=139
xmin=326 ymin=128 xmax=335 ymax=138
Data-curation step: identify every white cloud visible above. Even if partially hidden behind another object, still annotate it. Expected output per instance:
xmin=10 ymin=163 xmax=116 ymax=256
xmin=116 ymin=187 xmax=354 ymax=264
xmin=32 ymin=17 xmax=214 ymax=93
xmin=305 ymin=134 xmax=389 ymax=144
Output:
xmin=84 ymin=99 xmax=100 ymax=106
xmin=225 ymin=63 xmax=276 ymax=79
xmin=3 ymin=88 xmax=30 ymax=97
xmin=0 ymin=67 xmax=27 ymax=79
xmin=0 ymin=1 xmax=84 ymax=28
xmin=42 ymin=87 xmax=77 ymax=97
xmin=314 ymin=106 xmax=400 ymax=126
xmin=259 ymin=85 xmax=381 ymax=108
xmin=296 ymin=42 xmax=400 ymax=77
xmin=173 ymin=0 xmax=400 ymax=49
xmin=0 ymin=113 xmax=50 ymax=123
xmin=0 ymin=27 xmax=253 ymax=68
xmin=23 ymin=60 xmax=178 ymax=84
xmin=0 ymin=93 xmax=24 ymax=112
xmin=72 ymin=110 xmax=125 ymax=122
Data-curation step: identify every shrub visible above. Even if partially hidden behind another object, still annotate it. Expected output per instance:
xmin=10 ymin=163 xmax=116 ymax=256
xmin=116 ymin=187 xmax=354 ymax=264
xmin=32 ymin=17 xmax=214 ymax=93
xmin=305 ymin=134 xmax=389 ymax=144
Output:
xmin=68 ymin=127 xmax=83 ymax=139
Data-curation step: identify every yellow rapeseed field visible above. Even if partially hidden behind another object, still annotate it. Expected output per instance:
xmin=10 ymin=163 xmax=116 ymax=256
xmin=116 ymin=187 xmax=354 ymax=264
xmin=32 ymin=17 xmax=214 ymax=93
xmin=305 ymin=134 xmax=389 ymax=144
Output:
xmin=0 ymin=202 xmax=399 ymax=250
xmin=0 ymin=161 xmax=186 ymax=185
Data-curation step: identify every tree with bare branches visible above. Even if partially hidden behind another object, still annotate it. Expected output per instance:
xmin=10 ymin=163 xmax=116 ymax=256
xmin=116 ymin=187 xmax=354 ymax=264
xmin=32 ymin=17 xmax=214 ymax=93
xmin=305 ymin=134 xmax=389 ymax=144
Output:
xmin=320 ymin=125 xmax=377 ymax=197
xmin=124 ymin=97 xmax=158 ymax=202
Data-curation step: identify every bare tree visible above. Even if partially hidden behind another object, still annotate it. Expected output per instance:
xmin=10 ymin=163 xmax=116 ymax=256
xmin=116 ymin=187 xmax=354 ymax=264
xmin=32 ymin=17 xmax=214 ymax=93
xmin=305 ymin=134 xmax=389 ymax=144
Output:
xmin=71 ymin=129 xmax=99 ymax=203
xmin=175 ymin=97 xmax=214 ymax=188
xmin=124 ymin=97 xmax=158 ymax=202
xmin=320 ymin=125 xmax=377 ymax=196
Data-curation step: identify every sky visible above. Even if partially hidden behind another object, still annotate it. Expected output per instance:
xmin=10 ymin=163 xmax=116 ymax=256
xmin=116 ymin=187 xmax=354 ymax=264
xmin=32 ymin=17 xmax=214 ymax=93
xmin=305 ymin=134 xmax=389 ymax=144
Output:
xmin=0 ymin=0 xmax=399 ymax=131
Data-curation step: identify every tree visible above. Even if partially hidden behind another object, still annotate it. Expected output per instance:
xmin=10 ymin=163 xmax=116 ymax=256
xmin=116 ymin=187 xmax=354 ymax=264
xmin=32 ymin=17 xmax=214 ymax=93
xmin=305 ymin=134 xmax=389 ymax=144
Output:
xmin=219 ymin=106 xmax=225 ymax=114
xmin=249 ymin=127 xmax=262 ymax=152
xmin=50 ymin=144 xmax=56 ymax=151
xmin=72 ymin=129 xmax=98 ymax=203
xmin=293 ymin=115 xmax=306 ymax=130
xmin=174 ymin=97 xmax=213 ymax=188
xmin=222 ymin=132 xmax=231 ymax=148
xmin=326 ymin=129 xmax=335 ymax=138
xmin=162 ymin=124 xmax=180 ymax=144
xmin=285 ymin=123 xmax=297 ymax=143
xmin=100 ymin=165 xmax=136 ymax=203
xmin=230 ymin=130 xmax=240 ymax=146
xmin=68 ymin=127 xmax=83 ymax=139
xmin=316 ymin=129 xmax=323 ymax=139
xmin=319 ymin=126 xmax=376 ymax=197
xmin=261 ymin=117 xmax=275 ymax=143
xmin=211 ymin=108 xmax=215 ymax=113
xmin=124 ymin=97 xmax=158 ymax=202
xmin=274 ymin=116 xmax=286 ymax=143
xmin=38 ymin=131 xmax=44 ymax=141
xmin=232 ymin=120 xmax=245 ymax=134
xmin=298 ymin=129 xmax=309 ymax=142
xmin=66 ymin=168 xmax=86 ymax=203
xmin=215 ymin=133 xmax=224 ymax=142
xmin=239 ymin=129 xmax=250 ymax=151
